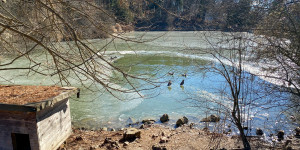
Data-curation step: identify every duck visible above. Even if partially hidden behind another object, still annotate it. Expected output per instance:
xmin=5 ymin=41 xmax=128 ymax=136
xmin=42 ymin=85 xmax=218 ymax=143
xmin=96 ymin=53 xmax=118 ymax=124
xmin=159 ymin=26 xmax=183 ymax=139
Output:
xmin=167 ymin=80 xmax=172 ymax=86
xmin=181 ymin=73 xmax=187 ymax=77
xmin=180 ymin=80 xmax=184 ymax=86
xmin=168 ymin=72 xmax=174 ymax=75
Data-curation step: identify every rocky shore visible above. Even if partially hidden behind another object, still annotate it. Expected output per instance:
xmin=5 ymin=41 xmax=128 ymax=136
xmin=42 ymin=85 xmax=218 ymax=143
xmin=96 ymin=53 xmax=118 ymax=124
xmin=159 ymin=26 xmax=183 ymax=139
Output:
xmin=60 ymin=115 xmax=300 ymax=150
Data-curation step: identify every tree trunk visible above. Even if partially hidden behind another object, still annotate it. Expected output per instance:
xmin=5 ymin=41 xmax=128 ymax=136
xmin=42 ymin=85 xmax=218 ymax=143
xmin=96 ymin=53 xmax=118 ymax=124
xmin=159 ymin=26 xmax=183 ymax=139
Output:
xmin=236 ymin=121 xmax=251 ymax=150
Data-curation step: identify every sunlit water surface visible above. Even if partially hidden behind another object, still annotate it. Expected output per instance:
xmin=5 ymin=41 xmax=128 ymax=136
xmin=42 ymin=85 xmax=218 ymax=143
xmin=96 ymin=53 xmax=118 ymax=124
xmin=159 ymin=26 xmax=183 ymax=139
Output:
xmin=1 ymin=31 xmax=298 ymax=138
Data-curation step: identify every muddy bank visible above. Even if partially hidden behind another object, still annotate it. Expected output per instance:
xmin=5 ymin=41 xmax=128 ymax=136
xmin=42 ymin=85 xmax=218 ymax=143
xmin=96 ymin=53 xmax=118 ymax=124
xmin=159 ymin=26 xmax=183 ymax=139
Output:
xmin=58 ymin=124 xmax=300 ymax=150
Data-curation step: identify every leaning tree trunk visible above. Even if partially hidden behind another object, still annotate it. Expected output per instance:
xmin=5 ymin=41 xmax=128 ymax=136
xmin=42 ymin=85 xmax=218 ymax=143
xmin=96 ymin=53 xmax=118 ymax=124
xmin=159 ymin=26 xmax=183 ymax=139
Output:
xmin=232 ymin=111 xmax=251 ymax=150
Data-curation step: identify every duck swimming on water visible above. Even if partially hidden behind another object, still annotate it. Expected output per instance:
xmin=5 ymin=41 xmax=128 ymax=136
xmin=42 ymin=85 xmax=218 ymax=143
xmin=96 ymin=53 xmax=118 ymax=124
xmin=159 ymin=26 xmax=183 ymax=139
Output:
xmin=180 ymin=80 xmax=184 ymax=86
xmin=168 ymin=72 xmax=174 ymax=75
xmin=167 ymin=80 xmax=172 ymax=86
xmin=181 ymin=73 xmax=187 ymax=77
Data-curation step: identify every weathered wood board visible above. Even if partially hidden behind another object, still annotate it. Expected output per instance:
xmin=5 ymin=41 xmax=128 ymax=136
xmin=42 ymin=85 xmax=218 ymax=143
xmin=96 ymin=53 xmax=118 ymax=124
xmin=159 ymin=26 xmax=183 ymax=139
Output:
xmin=0 ymin=87 xmax=78 ymax=150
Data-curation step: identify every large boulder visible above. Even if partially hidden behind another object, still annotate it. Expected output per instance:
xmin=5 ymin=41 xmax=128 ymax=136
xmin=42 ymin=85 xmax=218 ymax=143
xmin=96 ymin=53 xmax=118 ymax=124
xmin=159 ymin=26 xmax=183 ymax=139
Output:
xmin=176 ymin=116 xmax=188 ymax=127
xmin=201 ymin=114 xmax=220 ymax=122
xmin=160 ymin=114 xmax=169 ymax=123
xmin=123 ymin=128 xmax=141 ymax=141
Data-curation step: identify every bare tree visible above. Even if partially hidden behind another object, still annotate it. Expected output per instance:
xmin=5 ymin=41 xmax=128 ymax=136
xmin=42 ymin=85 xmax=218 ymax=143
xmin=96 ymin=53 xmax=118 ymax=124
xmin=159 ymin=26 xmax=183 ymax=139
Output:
xmin=0 ymin=0 xmax=158 ymax=100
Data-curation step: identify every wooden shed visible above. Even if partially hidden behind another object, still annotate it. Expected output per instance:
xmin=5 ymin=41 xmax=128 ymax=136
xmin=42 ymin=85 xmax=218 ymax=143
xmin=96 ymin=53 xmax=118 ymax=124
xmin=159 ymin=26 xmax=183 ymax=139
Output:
xmin=0 ymin=85 xmax=79 ymax=150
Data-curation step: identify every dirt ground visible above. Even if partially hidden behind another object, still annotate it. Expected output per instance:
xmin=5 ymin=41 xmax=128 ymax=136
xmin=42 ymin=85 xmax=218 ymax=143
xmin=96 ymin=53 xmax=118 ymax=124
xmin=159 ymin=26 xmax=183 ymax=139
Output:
xmin=59 ymin=124 xmax=300 ymax=150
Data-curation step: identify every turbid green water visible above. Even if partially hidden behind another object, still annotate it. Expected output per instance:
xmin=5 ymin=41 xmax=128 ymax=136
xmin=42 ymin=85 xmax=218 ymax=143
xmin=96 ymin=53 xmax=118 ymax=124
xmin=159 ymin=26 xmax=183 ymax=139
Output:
xmin=0 ymin=31 xmax=297 ymax=137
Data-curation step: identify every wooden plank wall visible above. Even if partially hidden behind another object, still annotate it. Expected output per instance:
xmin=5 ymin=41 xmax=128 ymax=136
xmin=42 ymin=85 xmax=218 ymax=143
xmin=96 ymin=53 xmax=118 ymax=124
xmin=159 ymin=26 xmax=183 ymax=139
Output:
xmin=0 ymin=110 xmax=40 ymax=150
xmin=36 ymin=99 xmax=72 ymax=150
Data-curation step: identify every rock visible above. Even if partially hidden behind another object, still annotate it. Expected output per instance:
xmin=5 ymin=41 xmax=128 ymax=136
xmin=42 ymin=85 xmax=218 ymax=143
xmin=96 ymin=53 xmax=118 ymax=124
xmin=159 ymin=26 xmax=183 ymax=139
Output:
xmin=140 ymin=124 xmax=145 ymax=129
xmin=75 ymin=136 xmax=83 ymax=141
xmin=110 ymin=128 xmax=116 ymax=131
xmin=123 ymin=141 xmax=129 ymax=147
xmin=160 ymin=114 xmax=169 ymax=123
xmin=189 ymin=123 xmax=195 ymax=129
xmin=201 ymin=114 xmax=220 ymax=122
xmin=142 ymin=119 xmax=156 ymax=124
xmin=277 ymin=130 xmax=284 ymax=141
xmin=123 ymin=128 xmax=141 ymax=141
xmin=101 ymin=127 xmax=108 ymax=131
xmin=111 ymin=141 xmax=119 ymax=148
xmin=295 ymin=127 xmax=300 ymax=136
xmin=152 ymin=134 xmax=159 ymax=139
xmin=152 ymin=144 xmax=167 ymax=150
xmin=256 ymin=128 xmax=264 ymax=136
xmin=176 ymin=116 xmax=188 ymax=127
xmin=104 ymin=137 xmax=112 ymax=144
xmin=203 ymin=127 xmax=209 ymax=132
xmin=102 ymin=138 xmax=120 ymax=149
xmin=159 ymin=137 xmax=169 ymax=143
xmin=115 ymin=23 xmax=123 ymax=32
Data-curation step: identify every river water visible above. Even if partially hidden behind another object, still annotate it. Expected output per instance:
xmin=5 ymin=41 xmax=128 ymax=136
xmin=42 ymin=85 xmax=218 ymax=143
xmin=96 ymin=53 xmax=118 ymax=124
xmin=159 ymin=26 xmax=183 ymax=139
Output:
xmin=0 ymin=31 xmax=298 ymax=137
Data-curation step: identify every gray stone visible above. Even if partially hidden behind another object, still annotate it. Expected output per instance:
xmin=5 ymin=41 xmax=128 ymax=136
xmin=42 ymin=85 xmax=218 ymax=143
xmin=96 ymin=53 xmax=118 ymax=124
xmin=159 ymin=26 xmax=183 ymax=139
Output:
xmin=142 ymin=119 xmax=156 ymax=124
xmin=159 ymin=137 xmax=169 ymax=143
xmin=160 ymin=114 xmax=169 ymax=123
xmin=123 ymin=141 xmax=129 ymax=147
xmin=256 ymin=128 xmax=264 ymax=136
xmin=201 ymin=114 xmax=220 ymax=122
xmin=189 ymin=123 xmax=195 ymax=129
xmin=101 ymin=127 xmax=108 ymax=131
xmin=123 ymin=128 xmax=141 ymax=141
xmin=140 ymin=124 xmax=145 ymax=129
xmin=152 ymin=134 xmax=159 ymax=139
xmin=152 ymin=144 xmax=167 ymax=150
xmin=176 ymin=116 xmax=188 ymax=127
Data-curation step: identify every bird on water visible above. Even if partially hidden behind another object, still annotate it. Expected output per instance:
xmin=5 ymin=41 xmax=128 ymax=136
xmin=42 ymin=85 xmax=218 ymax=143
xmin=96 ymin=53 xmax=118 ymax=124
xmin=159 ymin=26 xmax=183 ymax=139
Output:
xmin=180 ymin=80 xmax=184 ymax=86
xmin=168 ymin=72 xmax=174 ymax=75
xmin=167 ymin=80 xmax=172 ymax=86
xmin=181 ymin=73 xmax=187 ymax=77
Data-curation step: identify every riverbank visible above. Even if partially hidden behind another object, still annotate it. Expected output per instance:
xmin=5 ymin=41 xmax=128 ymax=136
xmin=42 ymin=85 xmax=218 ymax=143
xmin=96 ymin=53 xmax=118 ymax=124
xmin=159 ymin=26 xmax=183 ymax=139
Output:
xmin=58 ymin=124 xmax=300 ymax=150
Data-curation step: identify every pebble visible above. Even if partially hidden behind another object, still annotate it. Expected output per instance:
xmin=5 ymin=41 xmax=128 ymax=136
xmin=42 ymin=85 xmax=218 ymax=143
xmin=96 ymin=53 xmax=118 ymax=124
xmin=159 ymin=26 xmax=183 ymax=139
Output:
xmin=123 ymin=141 xmax=129 ymax=147
xmin=160 ymin=137 xmax=169 ymax=143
